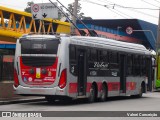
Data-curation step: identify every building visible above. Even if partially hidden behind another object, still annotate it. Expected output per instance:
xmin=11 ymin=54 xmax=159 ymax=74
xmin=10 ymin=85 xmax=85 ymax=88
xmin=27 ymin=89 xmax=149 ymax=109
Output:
xmin=77 ymin=19 xmax=157 ymax=51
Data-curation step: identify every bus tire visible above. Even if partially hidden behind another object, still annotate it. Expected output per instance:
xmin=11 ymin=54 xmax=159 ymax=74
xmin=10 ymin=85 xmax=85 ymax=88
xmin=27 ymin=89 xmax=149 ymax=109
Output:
xmin=88 ymin=85 xmax=96 ymax=103
xmin=137 ymin=84 xmax=143 ymax=98
xmin=45 ymin=96 xmax=55 ymax=103
xmin=100 ymin=84 xmax=107 ymax=102
xmin=132 ymin=85 xmax=143 ymax=98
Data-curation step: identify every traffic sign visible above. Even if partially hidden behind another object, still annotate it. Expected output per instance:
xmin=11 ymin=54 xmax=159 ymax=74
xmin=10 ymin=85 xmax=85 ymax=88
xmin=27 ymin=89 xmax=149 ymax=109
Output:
xmin=126 ymin=27 xmax=133 ymax=35
xmin=31 ymin=3 xmax=58 ymax=19
xmin=32 ymin=4 xmax=39 ymax=12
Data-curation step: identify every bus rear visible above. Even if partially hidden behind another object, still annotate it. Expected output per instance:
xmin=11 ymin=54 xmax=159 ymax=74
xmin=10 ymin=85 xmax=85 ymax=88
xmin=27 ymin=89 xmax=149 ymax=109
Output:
xmin=14 ymin=35 xmax=67 ymax=97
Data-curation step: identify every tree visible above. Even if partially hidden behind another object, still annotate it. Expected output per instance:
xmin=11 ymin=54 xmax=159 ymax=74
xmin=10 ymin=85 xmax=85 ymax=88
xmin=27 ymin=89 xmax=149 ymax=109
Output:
xmin=24 ymin=1 xmax=34 ymax=13
xmin=58 ymin=6 xmax=65 ymax=20
xmin=67 ymin=2 xmax=84 ymax=20
xmin=82 ymin=17 xmax=93 ymax=20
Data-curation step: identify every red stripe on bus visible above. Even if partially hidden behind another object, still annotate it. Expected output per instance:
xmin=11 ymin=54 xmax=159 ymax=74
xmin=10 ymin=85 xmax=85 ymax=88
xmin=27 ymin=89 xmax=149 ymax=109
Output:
xmin=86 ymin=83 xmax=92 ymax=92
xmin=108 ymin=82 xmax=120 ymax=91
xmin=69 ymin=83 xmax=77 ymax=93
xmin=97 ymin=82 xmax=102 ymax=92
xmin=69 ymin=81 xmax=136 ymax=94
xmin=126 ymin=82 xmax=136 ymax=90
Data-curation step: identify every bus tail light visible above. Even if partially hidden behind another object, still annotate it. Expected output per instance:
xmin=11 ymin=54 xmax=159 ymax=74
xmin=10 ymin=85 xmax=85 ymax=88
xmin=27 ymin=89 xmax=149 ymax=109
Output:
xmin=58 ymin=69 xmax=67 ymax=89
xmin=14 ymin=69 xmax=19 ymax=87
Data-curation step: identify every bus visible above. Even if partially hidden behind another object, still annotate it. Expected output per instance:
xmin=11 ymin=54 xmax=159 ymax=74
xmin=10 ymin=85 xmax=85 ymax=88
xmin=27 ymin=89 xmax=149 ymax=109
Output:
xmin=156 ymin=52 xmax=160 ymax=88
xmin=14 ymin=34 xmax=153 ymax=103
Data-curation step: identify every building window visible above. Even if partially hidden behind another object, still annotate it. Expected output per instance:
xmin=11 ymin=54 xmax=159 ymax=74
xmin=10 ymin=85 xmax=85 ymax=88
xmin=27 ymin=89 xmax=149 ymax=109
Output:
xmin=2 ymin=55 xmax=14 ymax=81
xmin=0 ymin=49 xmax=15 ymax=81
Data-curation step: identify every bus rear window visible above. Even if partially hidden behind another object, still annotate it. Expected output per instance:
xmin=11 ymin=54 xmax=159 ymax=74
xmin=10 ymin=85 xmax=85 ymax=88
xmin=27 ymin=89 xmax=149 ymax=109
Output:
xmin=21 ymin=39 xmax=59 ymax=54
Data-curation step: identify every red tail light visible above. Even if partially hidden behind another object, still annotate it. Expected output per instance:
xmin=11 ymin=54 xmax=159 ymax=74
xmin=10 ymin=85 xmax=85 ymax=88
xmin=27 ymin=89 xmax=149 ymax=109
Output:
xmin=14 ymin=69 xmax=19 ymax=87
xmin=58 ymin=69 xmax=67 ymax=89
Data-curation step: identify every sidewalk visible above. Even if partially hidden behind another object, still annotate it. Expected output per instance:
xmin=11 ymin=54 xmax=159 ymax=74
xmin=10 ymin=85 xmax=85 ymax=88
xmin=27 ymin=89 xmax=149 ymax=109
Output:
xmin=0 ymin=96 xmax=45 ymax=105
xmin=0 ymin=82 xmax=45 ymax=105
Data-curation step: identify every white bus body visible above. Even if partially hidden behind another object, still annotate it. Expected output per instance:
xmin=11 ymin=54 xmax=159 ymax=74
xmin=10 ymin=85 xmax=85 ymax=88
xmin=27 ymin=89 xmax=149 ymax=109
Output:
xmin=14 ymin=34 xmax=152 ymax=102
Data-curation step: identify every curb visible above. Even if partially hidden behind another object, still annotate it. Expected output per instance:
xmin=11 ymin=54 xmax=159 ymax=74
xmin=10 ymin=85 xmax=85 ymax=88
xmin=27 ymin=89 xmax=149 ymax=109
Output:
xmin=0 ymin=97 xmax=45 ymax=105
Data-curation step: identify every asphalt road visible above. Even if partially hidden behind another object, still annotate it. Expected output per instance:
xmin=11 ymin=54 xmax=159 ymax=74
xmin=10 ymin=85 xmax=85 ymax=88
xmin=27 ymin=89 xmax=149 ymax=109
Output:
xmin=0 ymin=92 xmax=160 ymax=119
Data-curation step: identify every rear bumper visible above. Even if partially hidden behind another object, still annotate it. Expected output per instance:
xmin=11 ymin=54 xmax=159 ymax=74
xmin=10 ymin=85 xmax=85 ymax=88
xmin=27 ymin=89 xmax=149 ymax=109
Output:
xmin=13 ymin=85 xmax=67 ymax=96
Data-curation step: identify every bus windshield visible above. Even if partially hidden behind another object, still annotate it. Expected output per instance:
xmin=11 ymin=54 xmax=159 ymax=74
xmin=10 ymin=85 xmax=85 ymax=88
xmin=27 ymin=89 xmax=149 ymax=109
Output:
xmin=21 ymin=38 xmax=59 ymax=54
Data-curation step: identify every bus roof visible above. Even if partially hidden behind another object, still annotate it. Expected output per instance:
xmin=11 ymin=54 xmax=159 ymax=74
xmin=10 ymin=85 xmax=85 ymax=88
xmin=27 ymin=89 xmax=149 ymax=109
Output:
xmin=20 ymin=34 xmax=57 ymax=39
xmin=19 ymin=34 xmax=151 ymax=55
xmin=70 ymin=36 xmax=151 ymax=55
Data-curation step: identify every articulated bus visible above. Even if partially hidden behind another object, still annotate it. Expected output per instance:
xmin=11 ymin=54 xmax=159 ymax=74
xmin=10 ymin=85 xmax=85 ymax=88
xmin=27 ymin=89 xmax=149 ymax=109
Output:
xmin=14 ymin=34 xmax=153 ymax=103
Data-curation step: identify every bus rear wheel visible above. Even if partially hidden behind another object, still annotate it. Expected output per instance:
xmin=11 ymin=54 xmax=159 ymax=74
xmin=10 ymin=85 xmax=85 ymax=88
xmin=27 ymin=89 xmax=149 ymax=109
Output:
xmin=131 ymin=85 xmax=143 ymax=98
xmin=137 ymin=85 xmax=143 ymax=98
xmin=88 ymin=85 xmax=96 ymax=103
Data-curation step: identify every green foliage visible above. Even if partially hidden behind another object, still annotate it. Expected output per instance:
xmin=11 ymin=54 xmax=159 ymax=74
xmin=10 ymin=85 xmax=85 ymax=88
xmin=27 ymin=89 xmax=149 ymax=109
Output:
xmin=67 ymin=2 xmax=84 ymax=20
xmin=24 ymin=1 xmax=34 ymax=13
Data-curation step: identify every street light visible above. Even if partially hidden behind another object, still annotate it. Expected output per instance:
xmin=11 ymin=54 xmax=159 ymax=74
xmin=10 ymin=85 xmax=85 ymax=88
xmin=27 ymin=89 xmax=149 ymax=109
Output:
xmin=126 ymin=27 xmax=156 ymax=50
xmin=133 ymin=30 xmax=156 ymax=43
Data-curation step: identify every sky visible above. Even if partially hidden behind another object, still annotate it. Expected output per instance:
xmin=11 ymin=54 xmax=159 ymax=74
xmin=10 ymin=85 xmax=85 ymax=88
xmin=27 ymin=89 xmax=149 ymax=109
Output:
xmin=0 ymin=0 xmax=159 ymax=25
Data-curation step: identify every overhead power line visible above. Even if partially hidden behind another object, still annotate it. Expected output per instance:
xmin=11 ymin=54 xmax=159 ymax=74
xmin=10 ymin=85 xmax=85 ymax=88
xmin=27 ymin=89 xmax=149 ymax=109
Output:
xmin=83 ymin=0 xmax=158 ymax=19
xmin=114 ymin=4 xmax=159 ymax=10
xmin=154 ymin=0 xmax=160 ymax=4
xmin=83 ymin=0 xmax=132 ymax=18
xmin=141 ymin=0 xmax=160 ymax=8
xmin=107 ymin=8 xmax=127 ymax=18
xmin=95 ymin=0 xmax=159 ymax=10
xmin=128 ymin=8 xmax=158 ymax=18
xmin=113 ymin=7 xmax=133 ymax=18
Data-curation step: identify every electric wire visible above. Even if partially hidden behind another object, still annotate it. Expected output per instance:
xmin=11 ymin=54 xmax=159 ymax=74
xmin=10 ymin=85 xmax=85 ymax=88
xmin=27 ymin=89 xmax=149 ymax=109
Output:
xmin=98 ymin=0 xmax=159 ymax=18
xmin=113 ymin=7 xmax=133 ymax=18
xmin=83 ymin=0 xmax=132 ymax=18
xmin=154 ymin=0 xmax=160 ymax=4
xmin=83 ymin=0 xmax=158 ymax=19
xmin=108 ymin=8 xmax=127 ymax=18
xmin=54 ymin=0 xmax=98 ymax=36
xmin=141 ymin=0 xmax=160 ymax=8
xmin=96 ymin=0 xmax=159 ymax=10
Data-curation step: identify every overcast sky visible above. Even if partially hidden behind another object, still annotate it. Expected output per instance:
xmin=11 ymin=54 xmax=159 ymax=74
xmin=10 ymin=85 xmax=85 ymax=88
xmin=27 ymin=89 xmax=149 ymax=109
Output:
xmin=0 ymin=0 xmax=159 ymax=25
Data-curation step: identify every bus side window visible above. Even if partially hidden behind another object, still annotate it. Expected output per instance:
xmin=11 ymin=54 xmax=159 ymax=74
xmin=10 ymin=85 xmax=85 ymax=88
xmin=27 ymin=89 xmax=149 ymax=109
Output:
xmin=132 ymin=55 xmax=135 ymax=76
xmin=139 ymin=56 xmax=143 ymax=76
xmin=133 ymin=55 xmax=140 ymax=76
xmin=90 ymin=49 xmax=98 ymax=62
xmin=127 ymin=55 xmax=132 ymax=75
xmin=69 ymin=45 xmax=76 ymax=61
xmin=109 ymin=51 xmax=118 ymax=63
xmin=69 ymin=45 xmax=77 ymax=75
xmin=99 ymin=50 xmax=108 ymax=62
xmin=142 ymin=56 xmax=146 ymax=76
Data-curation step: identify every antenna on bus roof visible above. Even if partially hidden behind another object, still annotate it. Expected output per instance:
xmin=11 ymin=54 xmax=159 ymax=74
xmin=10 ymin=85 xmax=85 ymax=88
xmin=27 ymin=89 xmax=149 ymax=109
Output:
xmin=48 ymin=0 xmax=86 ymax=36
xmin=49 ymin=0 xmax=98 ymax=37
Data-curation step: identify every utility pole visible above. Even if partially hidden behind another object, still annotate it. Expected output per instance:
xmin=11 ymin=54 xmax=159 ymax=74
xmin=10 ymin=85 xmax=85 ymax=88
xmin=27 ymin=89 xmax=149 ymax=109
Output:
xmin=157 ymin=8 xmax=160 ymax=53
xmin=71 ymin=0 xmax=78 ymax=34
xmin=155 ymin=8 xmax=160 ymax=89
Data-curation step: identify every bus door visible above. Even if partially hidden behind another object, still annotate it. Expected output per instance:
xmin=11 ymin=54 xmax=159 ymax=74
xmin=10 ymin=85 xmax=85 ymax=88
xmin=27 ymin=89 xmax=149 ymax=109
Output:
xmin=77 ymin=49 xmax=87 ymax=96
xmin=146 ymin=57 xmax=152 ymax=91
xmin=120 ymin=54 xmax=127 ymax=93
